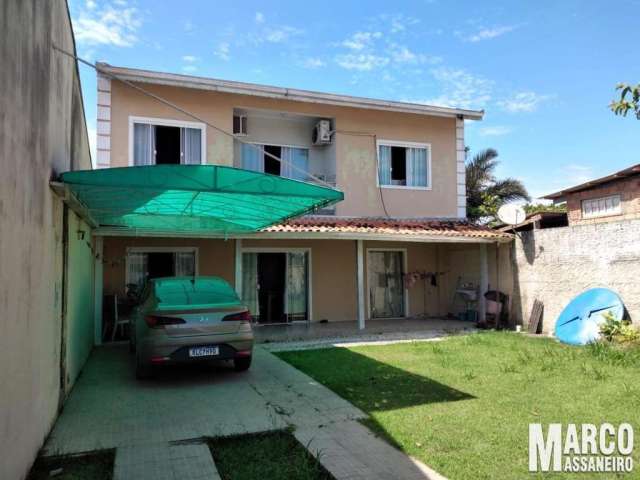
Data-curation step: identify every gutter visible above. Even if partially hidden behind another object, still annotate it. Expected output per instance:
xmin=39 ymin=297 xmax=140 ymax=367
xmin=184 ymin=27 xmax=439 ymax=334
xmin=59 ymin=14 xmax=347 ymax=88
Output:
xmin=96 ymin=63 xmax=484 ymax=121
xmin=92 ymin=227 xmax=512 ymax=244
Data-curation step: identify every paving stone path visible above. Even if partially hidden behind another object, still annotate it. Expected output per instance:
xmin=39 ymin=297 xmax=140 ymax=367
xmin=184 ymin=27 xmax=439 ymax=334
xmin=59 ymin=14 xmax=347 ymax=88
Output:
xmin=44 ymin=344 xmax=445 ymax=479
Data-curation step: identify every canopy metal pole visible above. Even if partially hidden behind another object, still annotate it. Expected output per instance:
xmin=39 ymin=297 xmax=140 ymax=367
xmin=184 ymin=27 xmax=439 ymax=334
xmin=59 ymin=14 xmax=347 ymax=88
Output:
xmin=479 ymin=243 xmax=488 ymax=323
xmin=357 ymin=240 xmax=366 ymax=330
xmin=235 ymin=239 xmax=243 ymax=297
xmin=93 ymin=237 xmax=104 ymax=346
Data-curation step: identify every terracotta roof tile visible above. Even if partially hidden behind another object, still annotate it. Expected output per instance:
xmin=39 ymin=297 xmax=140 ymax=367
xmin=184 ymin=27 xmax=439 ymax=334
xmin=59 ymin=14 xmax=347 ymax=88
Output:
xmin=262 ymin=217 xmax=512 ymax=240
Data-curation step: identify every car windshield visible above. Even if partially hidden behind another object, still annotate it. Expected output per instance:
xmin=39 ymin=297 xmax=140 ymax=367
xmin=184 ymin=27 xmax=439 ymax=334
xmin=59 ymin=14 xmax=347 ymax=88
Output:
xmin=153 ymin=277 xmax=239 ymax=307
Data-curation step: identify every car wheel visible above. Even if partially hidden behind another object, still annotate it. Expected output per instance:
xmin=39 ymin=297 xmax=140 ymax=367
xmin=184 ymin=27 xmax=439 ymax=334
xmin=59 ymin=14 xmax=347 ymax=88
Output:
xmin=135 ymin=356 xmax=152 ymax=379
xmin=234 ymin=356 xmax=252 ymax=372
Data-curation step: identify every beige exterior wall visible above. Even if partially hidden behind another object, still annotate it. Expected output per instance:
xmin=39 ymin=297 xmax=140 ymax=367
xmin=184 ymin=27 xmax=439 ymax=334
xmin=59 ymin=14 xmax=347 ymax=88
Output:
xmin=103 ymin=237 xmax=511 ymax=323
xmin=108 ymin=81 xmax=460 ymax=218
xmin=1 ymin=2 xmax=94 ymax=479
xmin=103 ymin=237 xmax=236 ymax=296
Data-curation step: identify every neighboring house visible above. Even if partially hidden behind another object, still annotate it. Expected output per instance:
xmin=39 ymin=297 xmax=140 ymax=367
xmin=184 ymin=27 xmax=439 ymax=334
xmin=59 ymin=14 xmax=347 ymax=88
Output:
xmin=544 ymin=163 xmax=640 ymax=225
xmin=495 ymin=211 xmax=568 ymax=232
xmin=94 ymin=63 xmax=513 ymax=333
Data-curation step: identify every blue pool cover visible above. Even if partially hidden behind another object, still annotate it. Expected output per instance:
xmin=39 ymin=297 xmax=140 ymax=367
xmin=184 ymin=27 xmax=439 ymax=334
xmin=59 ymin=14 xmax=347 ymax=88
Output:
xmin=555 ymin=288 xmax=624 ymax=345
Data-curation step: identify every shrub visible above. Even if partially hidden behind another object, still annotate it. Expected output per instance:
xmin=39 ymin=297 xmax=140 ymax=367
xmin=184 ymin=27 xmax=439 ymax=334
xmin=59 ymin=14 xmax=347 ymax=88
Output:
xmin=599 ymin=311 xmax=640 ymax=343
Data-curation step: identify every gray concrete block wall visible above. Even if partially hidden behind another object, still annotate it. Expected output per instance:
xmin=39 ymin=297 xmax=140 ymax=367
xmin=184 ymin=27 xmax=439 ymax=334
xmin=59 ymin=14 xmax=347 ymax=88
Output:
xmin=512 ymin=219 xmax=640 ymax=333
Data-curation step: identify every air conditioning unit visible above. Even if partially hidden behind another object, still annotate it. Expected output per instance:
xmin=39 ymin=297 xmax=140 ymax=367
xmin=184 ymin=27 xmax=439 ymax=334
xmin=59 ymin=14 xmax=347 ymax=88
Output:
xmin=233 ymin=114 xmax=247 ymax=136
xmin=312 ymin=119 xmax=332 ymax=145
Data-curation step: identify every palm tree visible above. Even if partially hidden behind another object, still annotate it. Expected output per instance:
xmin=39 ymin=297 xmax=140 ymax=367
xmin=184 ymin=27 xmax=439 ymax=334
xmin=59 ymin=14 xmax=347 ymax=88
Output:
xmin=465 ymin=148 xmax=530 ymax=223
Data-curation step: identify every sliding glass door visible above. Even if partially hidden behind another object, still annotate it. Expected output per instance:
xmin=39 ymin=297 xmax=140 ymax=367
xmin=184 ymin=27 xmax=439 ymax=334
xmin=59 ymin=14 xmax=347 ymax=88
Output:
xmin=285 ymin=252 xmax=308 ymax=321
xmin=126 ymin=249 xmax=197 ymax=294
xmin=241 ymin=251 xmax=309 ymax=323
xmin=368 ymin=250 xmax=405 ymax=319
xmin=240 ymin=143 xmax=309 ymax=181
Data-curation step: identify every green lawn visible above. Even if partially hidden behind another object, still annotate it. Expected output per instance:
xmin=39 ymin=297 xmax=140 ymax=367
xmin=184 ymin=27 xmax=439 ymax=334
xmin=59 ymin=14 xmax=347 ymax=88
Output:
xmin=277 ymin=332 xmax=640 ymax=480
xmin=207 ymin=430 xmax=334 ymax=480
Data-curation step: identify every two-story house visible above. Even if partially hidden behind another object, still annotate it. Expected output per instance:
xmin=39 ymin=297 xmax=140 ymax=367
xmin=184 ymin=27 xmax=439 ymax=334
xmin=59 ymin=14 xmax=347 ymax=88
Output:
xmin=93 ymin=63 xmax=512 ymax=336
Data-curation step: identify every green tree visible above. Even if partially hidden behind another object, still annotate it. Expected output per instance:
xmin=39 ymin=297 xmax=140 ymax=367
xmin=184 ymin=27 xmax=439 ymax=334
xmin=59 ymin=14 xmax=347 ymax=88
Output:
xmin=610 ymin=83 xmax=640 ymax=119
xmin=466 ymin=148 xmax=530 ymax=223
xmin=523 ymin=203 xmax=566 ymax=215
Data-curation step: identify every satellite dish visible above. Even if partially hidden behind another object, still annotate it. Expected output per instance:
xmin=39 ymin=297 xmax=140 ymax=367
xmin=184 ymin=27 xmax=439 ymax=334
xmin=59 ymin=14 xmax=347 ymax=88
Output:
xmin=497 ymin=203 xmax=526 ymax=225
xmin=555 ymin=288 xmax=624 ymax=345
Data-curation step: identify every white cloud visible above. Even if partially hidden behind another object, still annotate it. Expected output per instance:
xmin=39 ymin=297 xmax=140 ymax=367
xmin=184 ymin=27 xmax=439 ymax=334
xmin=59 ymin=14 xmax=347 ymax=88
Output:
xmin=264 ymin=26 xmax=302 ymax=43
xmin=72 ymin=0 xmax=142 ymax=47
xmin=334 ymin=29 xmax=440 ymax=73
xmin=255 ymin=12 xmax=265 ymax=24
xmin=340 ymin=31 xmax=382 ymax=51
xmin=498 ymin=91 xmax=554 ymax=113
xmin=183 ymin=20 xmax=195 ymax=33
xmin=373 ymin=13 xmax=420 ymax=34
xmin=561 ymin=164 xmax=594 ymax=185
xmin=301 ymin=57 xmax=326 ymax=69
xmin=248 ymin=25 xmax=303 ymax=44
xmin=181 ymin=55 xmax=199 ymax=73
xmin=417 ymin=67 xmax=493 ymax=109
xmin=335 ymin=53 xmax=389 ymax=71
xmin=390 ymin=15 xmax=420 ymax=33
xmin=388 ymin=43 xmax=441 ymax=65
xmin=478 ymin=125 xmax=513 ymax=136
xmin=466 ymin=25 xmax=517 ymax=42
xmin=214 ymin=42 xmax=230 ymax=61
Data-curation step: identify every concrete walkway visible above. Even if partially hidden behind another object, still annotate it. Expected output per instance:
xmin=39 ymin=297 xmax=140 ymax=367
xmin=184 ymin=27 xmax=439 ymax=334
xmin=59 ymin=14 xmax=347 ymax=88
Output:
xmin=45 ymin=344 xmax=445 ymax=479
xmin=114 ymin=442 xmax=219 ymax=480
xmin=255 ymin=317 xmax=473 ymax=344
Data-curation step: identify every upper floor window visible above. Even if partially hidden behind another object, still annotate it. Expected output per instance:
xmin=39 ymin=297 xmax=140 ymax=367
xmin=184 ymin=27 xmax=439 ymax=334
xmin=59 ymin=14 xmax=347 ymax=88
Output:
xmin=581 ymin=194 xmax=621 ymax=219
xmin=377 ymin=140 xmax=431 ymax=189
xmin=241 ymin=143 xmax=309 ymax=181
xmin=129 ymin=117 xmax=205 ymax=166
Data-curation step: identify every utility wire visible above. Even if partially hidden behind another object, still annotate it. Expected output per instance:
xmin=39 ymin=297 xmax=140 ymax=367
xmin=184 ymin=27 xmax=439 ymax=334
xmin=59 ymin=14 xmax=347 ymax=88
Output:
xmin=333 ymin=130 xmax=390 ymax=218
xmin=52 ymin=45 xmax=334 ymax=189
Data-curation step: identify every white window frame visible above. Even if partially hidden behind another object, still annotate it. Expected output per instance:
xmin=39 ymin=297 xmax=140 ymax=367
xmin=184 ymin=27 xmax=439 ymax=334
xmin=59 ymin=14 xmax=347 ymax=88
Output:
xmin=128 ymin=116 xmax=207 ymax=166
xmin=581 ymin=194 xmax=622 ymax=219
xmin=241 ymin=142 xmax=310 ymax=161
xmin=236 ymin=246 xmax=313 ymax=323
xmin=376 ymin=139 xmax=432 ymax=191
xmin=366 ymin=247 xmax=409 ymax=320
xmin=124 ymin=246 xmax=199 ymax=288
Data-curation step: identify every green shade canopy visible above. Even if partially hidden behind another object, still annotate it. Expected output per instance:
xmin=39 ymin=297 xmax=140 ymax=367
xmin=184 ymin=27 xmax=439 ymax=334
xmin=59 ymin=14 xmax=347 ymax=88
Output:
xmin=60 ymin=165 xmax=343 ymax=235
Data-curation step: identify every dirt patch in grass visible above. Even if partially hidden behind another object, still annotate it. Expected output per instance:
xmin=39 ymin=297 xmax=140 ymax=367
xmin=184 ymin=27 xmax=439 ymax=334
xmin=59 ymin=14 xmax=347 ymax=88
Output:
xmin=207 ymin=430 xmax=334 ymax=480
xmin=27 ymin=449 xmax=114 ymax=480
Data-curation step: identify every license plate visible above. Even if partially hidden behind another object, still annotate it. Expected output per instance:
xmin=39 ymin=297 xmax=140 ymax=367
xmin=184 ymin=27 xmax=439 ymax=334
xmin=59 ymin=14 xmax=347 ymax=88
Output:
xmin=188 ymin=346 xmax=219 ymax=358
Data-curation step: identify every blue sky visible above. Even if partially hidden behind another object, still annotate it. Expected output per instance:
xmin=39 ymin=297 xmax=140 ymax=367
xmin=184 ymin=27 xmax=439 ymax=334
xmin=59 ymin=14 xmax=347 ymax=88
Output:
xmin=69 ymin=0 xmax=640 ymax=200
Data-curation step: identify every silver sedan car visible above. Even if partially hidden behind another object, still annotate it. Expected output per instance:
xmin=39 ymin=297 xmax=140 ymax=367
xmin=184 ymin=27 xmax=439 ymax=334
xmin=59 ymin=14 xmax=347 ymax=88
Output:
xmin=130 ymin=276 xmax=253 ymax=379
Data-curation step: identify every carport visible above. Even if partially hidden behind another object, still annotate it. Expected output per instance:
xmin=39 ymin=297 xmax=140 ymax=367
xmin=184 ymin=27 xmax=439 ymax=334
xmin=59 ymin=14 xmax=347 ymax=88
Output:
xmin=51 ymin=163 xmax=343 ymax=345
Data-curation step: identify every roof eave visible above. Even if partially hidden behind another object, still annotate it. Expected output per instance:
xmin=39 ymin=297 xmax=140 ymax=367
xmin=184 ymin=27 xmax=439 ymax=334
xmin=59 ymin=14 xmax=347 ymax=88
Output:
xmin=96 ymin=63 xmax=484 ymax=120
xmin=93 ymin=227 xmax=511 ymax=243
xmin=542 ymin=164 xmax=640 ymax=199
